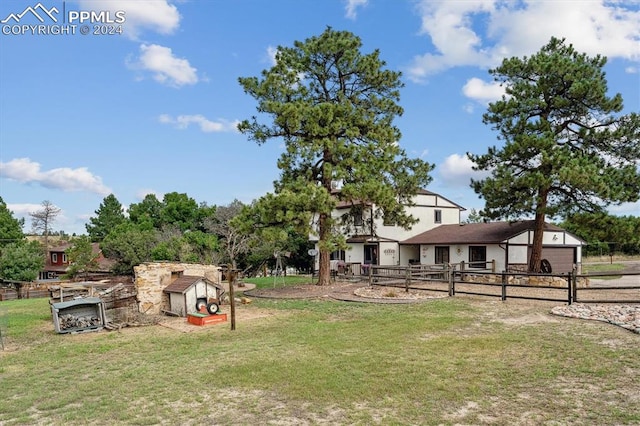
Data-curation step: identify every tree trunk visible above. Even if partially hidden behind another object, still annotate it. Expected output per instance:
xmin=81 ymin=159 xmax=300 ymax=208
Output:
xmin=317 ymin=212 xmax=331 ymax=286
xmin=528 ymin=190 xmax=549 ymax=273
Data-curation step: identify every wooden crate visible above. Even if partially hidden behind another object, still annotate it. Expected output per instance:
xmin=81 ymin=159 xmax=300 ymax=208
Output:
xmin=187 ymin=312 xmax=228 ymax=326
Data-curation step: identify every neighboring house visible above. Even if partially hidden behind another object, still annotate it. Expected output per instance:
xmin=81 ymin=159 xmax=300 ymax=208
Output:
xmin=401 ymin=220 xmax=584 ymax=274
xmin=40 ymin=243 xmax=70 ymax=280
xmin=39 ymin=242 xmax=115 ymax=280
xmin=311 ymin=189 xmax=465 ymax=271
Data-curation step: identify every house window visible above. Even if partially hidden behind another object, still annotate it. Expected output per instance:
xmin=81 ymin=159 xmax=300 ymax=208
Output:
xmin=353 ymin=208 xmax=364 ymax=227
xmin=62 ymin=254 xmax=67 ymax=263
xmin=435 ymin=246 xmax=449 ymax=264
xmin=383 ymin=210 xmax=397 ymax=226
xmin=52 ymin=253 xmax=58 ymax=263
xmin=434 ymin=209 xmax=442 ymax=224
xmin=330 ymin=250 xmax=346 ymax=261
xmin=469 ymin=246 xmax=487 ymax=268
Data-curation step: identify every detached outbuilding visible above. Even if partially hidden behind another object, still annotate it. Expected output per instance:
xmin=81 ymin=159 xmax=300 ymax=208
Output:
xmin=401 ymin=220 xmax=584 ymax=274
xmin=163 ymin=275 xmax=225 ymax=317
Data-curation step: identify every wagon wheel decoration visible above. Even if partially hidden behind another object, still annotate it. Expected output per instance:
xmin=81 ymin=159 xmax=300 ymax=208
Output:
xmin=206 ymin=302 xmax=219 ymax=315
xmin=195 ymin=298 xmax=207 ymax=312
xmin=540 ymin=259 xmax=552 ymax=274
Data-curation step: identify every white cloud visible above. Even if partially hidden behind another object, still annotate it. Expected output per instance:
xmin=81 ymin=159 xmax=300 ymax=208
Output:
xmin=345 ymin=0 xmax=368 ymax=20
xmin=267 ymin=45 xmax=278 ymax=66
xmin=7 ymin=203 xmax=84 ymax=235
xmin=159 ymin=114 xmax=239 ymax=133
xmin=130 ymin=44 xmax=199 ymax=87
xmin=609 ymin=200 xmax=640 ymax=216
xmin=0 ymin=158 xmax=111 ymax=196
xmin=462 ymin=77 xmax=505 ymax=104
xmin=5 ymin=203 xmax=43 ymax=218
xmin=407 ymin=0 xmax=640 ymax=82
xmin=76 ymin=0 xmax=180 ymax=39
xmin=136 ymin=189 xmax=160 ymax=201
xmin=438 ymin=153 xmax=490 ymax=187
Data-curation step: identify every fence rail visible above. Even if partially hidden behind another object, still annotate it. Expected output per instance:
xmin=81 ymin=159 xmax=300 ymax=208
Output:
xmin=367 ymin=264 xmax=640 ymax=305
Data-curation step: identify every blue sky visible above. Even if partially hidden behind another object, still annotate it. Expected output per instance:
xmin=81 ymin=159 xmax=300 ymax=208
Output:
xmin=1 ymin=0 xmax=639 ymax=235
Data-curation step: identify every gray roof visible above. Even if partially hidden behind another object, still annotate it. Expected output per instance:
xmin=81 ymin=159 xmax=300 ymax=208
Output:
xmin=401 ymin=221 xmax=568 ymax=245
xmin=163 ymin=275 xmax=207 ymax=294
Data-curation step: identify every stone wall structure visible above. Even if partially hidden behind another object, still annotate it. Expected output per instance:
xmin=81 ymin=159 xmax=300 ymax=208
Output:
xmin=134 ymin=262 xmax=221 ymax=315
xmin=461 ymin=273 xmax=589 ymax=288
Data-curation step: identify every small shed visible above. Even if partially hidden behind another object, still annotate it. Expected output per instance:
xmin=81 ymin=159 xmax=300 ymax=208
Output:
xmin=163 ymin=275 xmax=225 ymax=317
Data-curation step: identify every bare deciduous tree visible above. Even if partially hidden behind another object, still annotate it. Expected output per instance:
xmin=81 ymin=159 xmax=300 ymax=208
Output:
xmin=30 ymin=200 xmax=61 ymax=252
xmin=205 ymin=200 xmax=252 ymax=269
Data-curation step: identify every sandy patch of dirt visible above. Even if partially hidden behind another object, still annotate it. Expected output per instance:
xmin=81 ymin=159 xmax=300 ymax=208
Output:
xmin=158 ymin=304 xmax=285 ymax=333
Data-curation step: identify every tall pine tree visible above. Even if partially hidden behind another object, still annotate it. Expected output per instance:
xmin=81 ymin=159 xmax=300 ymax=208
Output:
xmin=239 ymin=28 xmax=433 ymax=285
xmin=469 ymin=37 xmax=640 ymax=272
xmin=86 ymin=194 xmax=126 ymax=242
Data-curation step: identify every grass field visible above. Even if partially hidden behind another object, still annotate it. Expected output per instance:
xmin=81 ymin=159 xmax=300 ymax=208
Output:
xmin=1 ymin=295 xmax=638 ymax=425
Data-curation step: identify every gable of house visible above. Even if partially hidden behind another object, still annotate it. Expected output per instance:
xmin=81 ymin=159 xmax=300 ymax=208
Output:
xmin=325 ymin=188 xmax=465 ymax=243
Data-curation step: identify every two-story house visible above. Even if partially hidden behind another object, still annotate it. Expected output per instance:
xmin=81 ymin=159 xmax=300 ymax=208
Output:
xmin=39 ymin=242 xmax=114 ymax=280
xmin=311 ymin=189 xmax=465 ymax=271
xmin=311 ymin=188 xmax=583 ymax=275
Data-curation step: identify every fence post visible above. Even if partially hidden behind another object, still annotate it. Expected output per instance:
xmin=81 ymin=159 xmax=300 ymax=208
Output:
xmin=501 ymin=272 xmax=507 ymax=301
xmin=566 ymin=272 xmax=572 ymax=305
xmin=492 ymin=259 xmax=496 ymax=273
xmin=368 ymin=264 xmax=372 ymax=287
xmin=571 ymin=268 xmax=578 ymax=304
xmin=405 ymin=267 xmax=410 ymax=292
xmin=448 ymin=265 xmax=455 ymax=297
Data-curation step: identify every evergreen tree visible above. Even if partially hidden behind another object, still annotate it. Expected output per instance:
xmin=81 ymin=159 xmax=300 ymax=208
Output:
xmin=469 ymin=37 xmax=640 ymax=272
xmin=85 ymin=194 xmax=126 ymax=242
xmin=0 ymin=241 xmax=44 ymax=282
xmin=239 ymin=28 xmax=433 ymax=285
xmin=101 ymin=222 xmax=158 ymax=274
xmin=0 ymin=197 xmax=25 ymax=247
xmin=64 ymin=236 xmax=99 ymax=280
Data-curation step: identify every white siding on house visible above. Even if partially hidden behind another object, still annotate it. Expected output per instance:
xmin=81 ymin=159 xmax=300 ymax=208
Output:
xmin=347 ymin=244 xmax=364 ymax=264
xmin=379 ymin=242 xmax=399 ymax=265
xmin=400 ymin=245 xmax=419 ymax=265
xmin=314 ymin=191 xmax=463 ymax=250
xmin=509 ymin=233 xmax=530 ymax=244
xmin=508 ymin=246 xmax=529 ymax=265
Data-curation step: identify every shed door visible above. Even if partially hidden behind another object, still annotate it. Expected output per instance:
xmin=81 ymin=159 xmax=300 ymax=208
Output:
xmin=529 ymin=247 xmax=575 ymax=273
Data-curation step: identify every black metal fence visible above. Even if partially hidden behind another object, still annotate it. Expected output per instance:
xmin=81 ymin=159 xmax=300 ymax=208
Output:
xmin=367 ymin=264 xmax=640 ymax=305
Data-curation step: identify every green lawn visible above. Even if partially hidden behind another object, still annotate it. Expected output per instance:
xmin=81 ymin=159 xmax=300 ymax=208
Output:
xmin=243 ymin=274 xmax=313 ymax=289
xmin=0 ymin=296 xmax=638 ymax=425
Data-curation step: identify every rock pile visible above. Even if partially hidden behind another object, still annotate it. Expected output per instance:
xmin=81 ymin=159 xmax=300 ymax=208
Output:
xmin=551 ymin=304 xmax=640 ymax=334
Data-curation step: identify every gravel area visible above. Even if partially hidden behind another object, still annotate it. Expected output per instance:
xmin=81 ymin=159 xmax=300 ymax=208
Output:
xmin=551 ymin=304 xmax=640 ymax=334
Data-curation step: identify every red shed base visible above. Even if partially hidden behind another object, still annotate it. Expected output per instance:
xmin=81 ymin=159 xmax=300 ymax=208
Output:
xmin=187 ymin=313 xmax=228 ymax=326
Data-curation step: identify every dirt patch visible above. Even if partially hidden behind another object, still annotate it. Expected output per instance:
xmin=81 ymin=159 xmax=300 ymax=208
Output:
xmin=245 ymin=281 xmax=357 ymax=299
xmin=158 ymin=304 xmax=285 ymax=333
